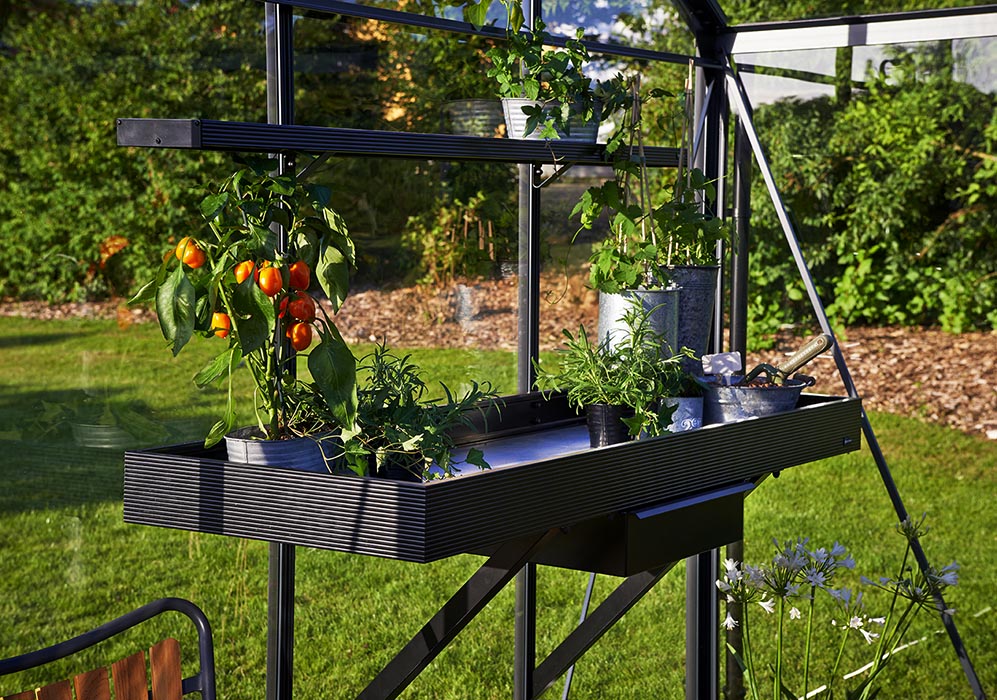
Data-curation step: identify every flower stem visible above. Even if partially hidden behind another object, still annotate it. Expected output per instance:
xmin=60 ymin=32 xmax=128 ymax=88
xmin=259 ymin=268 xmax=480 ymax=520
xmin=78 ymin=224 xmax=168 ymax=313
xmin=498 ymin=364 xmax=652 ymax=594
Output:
xmin=774 ymin=597 xmax=784 ymax=700
xmin=826 ymin=625 xmax=849 ymax=696
xmin=802 ymin=586 xmax=816 ymax=698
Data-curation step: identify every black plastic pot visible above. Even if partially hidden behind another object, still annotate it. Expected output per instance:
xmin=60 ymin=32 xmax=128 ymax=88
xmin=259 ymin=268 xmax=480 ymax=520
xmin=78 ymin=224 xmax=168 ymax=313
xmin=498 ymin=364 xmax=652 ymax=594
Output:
xmin=585 ymin=403 xmax=635 ymax=448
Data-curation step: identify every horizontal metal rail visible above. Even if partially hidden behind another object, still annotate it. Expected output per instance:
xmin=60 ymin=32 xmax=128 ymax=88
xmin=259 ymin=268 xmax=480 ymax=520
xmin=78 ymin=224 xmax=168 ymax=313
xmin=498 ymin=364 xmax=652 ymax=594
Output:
xmin=260 ymin=0 xmax=724 ymax=68
xmin=116 ymin=118 xmax=683 ymax=166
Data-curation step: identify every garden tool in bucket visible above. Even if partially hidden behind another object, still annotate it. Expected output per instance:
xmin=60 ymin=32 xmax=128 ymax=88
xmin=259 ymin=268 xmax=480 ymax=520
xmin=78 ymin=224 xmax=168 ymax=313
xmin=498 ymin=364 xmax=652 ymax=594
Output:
xmin=702 ymin=334 xmax=833 ymax=424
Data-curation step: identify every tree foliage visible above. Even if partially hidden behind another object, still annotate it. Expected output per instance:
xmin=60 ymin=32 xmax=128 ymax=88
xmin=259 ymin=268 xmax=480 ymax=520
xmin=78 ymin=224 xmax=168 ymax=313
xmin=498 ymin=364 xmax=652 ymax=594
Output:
xmin=0 ymin=0 xmax=263 ymax=301
xmin=748 ymin=45 xmax=997 ymax=335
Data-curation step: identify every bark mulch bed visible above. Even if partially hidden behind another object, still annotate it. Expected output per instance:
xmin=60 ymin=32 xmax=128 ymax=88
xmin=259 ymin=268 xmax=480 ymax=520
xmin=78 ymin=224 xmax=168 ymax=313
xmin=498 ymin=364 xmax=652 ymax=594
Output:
xmin=5 ymin=279 xmax=995 ymax=439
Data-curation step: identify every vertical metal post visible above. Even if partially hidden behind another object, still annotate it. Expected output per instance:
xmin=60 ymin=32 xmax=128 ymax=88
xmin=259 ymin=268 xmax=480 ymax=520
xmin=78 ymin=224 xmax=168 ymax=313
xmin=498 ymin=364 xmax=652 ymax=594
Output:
xmin=513 ymin=0 xmax=544 ymax=692
xmin=265 ymin=4 xmax=295 ymax=700
xmin=725 ymin=114 xmax=752 ymax=700
xmin=514 ymin=161 xmax=542 ymax=700
xmin=685 ymin=52 xmax=727 ymax=700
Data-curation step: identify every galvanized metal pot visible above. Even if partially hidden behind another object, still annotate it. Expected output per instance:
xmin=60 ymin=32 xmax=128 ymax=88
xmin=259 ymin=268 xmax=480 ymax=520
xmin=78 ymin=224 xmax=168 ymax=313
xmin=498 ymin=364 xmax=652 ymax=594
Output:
xmin=501 ymin=97 xmax=601 ymax=142
xmin=597 ymin=288 xmax=680 ymax=358
xmin=445 ymin=99 xmax=504 ymax=137
xmin=702 ymin=376 xmax=813 ymax=425
xmin=665 ymin=265 xmax=720 ymax=374
xmin=224 ymin=426 xmax=339 ymax=473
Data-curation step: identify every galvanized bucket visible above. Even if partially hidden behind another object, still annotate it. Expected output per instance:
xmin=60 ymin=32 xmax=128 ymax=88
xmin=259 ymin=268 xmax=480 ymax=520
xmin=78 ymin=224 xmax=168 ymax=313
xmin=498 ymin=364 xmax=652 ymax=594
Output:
xmin=225 ymin=427 xmax=341 ymax=473
xmin=703 ymin=376 xmax=814 ymax=425
xmin=597 ymin=288 xmax=680 ymax=359
xmin=501 ymin=97 xmax=601 ymax=142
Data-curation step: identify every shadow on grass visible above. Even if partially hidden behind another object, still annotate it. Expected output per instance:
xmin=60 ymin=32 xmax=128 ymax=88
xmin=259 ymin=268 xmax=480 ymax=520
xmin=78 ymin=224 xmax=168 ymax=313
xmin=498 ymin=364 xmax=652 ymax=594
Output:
xmin=0 ymin=386 xmax=212 ymax=516
xmin=0 ymin=331 xmax=96 ymax=349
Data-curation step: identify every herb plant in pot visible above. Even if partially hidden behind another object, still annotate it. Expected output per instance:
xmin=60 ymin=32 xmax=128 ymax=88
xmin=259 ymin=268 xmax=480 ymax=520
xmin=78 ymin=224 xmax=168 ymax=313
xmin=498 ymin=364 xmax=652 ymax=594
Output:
xmin=133 ymin=157 xmax=358 ymax=471
xmin=484 ymin=1 xmax=599 ymax=142
xmin=534 ymin=299 xmax=685 ymax=447
xmin=340 ymin=344 xmax=498 ymax=482
xmin=574 ymin=73 xmax=726 ymax=368
xmin=574 ymin=74 xmax=679 ymax=355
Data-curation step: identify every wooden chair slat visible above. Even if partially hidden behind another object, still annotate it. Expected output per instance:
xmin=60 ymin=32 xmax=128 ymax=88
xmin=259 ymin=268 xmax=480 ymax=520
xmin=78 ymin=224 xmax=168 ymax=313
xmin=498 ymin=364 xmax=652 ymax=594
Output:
xmin=111 ymin=651 xmax=148 ymax=700
xmin=73 ymin=668 xmax=110 ymax=700
xmin=149 ymin=639 xmax=182 ymax=700
xmin=4 ymin=689 xmax=42 ymax=700
xmin=36 ymin=679 xmax=73 ymax=700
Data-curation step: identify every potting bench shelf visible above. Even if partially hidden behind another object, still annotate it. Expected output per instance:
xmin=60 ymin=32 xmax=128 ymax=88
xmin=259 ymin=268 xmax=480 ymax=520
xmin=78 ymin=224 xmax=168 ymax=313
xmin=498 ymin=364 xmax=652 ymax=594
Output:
xmin=124 ymin=393 xmax=861 ymax=569
xmin=116 ymin=118 xmax=682 ymax=167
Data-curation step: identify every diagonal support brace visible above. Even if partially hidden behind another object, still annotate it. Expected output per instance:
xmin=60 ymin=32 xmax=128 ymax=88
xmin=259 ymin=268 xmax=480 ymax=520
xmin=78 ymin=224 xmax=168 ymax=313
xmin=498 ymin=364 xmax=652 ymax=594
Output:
xmin=532 ymin=564 xmax=676 ymax=698
xmin=357 ymin=529 xmax=561 ymax=700
xmin=723 ymin=61 xmax=986 ymax=700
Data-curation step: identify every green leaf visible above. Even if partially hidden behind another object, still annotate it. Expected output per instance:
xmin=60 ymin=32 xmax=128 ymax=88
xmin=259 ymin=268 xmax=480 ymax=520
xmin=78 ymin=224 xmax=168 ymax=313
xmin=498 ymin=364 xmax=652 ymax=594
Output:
xmin=194 ymin=347 xmax=241 ymax=388
xmin=317 ymin=245 xmax=350 ymax=311
xmin=308 ymin=324 xmax=358 ymax=429
xmin=199 ymin=192 xmax=228 ymax=222
xmin=463 ymin=0 xmax=489 ymax=29
xmin=156 ymin=266 xmax=196 ymax=356
xmin=465 ymin=447 xmax=490 ymax=470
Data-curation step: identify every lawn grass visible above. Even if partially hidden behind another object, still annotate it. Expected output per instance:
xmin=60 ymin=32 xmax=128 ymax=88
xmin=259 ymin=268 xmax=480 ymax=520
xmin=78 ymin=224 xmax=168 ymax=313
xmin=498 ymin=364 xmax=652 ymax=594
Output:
xmin=0 ymin=316 xmax=994 ymax=699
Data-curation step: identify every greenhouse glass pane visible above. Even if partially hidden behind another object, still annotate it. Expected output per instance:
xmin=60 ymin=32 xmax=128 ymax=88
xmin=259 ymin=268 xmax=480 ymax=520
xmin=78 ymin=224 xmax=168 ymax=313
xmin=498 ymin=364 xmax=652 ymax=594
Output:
xmin=294 ymin=15 xmax=499 ymax=133
xmin=725 ymin=0 xmax=989 ymax=26
xmin=543 ymin=0 xmax=695 ymax=51
xmin=736 ymin=35 xmax=997 ymax=106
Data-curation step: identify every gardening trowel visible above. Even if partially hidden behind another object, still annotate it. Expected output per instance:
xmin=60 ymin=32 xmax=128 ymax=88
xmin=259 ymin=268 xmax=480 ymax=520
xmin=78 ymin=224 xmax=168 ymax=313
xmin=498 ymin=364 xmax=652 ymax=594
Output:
xmin=737 ymin=333 xmax=834 ymax=385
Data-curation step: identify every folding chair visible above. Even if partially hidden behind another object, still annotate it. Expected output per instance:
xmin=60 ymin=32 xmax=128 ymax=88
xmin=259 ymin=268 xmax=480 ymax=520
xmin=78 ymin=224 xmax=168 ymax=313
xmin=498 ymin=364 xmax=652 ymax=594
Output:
xmin=0 ymin=597 xmax=215 ymax=700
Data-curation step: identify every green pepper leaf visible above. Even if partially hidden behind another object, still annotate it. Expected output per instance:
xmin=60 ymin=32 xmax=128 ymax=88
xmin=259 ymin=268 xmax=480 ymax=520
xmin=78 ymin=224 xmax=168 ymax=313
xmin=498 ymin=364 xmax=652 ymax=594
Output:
xmin=156 ymin=267 xmax=196 ymax=356
xmin=308 ymin=324 xmax=357 ymax=429
xmin=317 ymin=245 xmax=350 ymax=312
xmin=194 ymin=346 xmax=242 ymax=388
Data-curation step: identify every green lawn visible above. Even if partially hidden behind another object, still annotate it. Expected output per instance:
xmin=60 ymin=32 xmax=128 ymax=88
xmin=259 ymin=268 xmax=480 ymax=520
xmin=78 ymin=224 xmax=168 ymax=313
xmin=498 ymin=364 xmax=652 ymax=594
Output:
xmin=0 ymin=316 xmax=994 ymax=698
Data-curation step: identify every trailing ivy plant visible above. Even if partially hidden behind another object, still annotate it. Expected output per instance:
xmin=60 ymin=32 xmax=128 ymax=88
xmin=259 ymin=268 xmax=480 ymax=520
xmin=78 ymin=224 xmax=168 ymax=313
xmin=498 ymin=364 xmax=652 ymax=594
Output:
xmin=484 ymin=2 xmax=596 ymax=139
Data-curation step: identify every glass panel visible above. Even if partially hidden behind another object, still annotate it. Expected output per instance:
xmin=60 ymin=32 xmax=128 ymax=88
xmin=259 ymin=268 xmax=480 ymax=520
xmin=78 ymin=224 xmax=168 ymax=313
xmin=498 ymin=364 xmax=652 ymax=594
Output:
xmin=726 ymin=0 xmax=989 ymax=25
xmin=543 ymin=0 xmax=694 ymax=49
xmin=734 ymin=36 xmax=997 ymax=342
xmin=294 ymin=15 xmax=499 ymax=132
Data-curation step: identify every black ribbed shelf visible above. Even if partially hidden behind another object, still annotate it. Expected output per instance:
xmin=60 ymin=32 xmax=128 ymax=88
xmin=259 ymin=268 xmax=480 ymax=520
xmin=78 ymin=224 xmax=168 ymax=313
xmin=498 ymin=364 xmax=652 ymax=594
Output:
xmin=123 ymin=394 xmax=862 ymax=565
xmin=115 ymin=118 xmax=683 ymax=166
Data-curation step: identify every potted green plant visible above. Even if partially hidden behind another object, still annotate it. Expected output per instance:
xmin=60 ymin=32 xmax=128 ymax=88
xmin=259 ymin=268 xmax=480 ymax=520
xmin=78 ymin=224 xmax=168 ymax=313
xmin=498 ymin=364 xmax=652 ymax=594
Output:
xmin=132 ymin=157 xmax=358 ymax=468
xmin=481 ymin=0 xmax=598 ymax=141
xmin=338 ymin=343 xmax=498 ymax=481
xmin=533 ymin=298 xmax=687 ymax=447
xmin=573 ymin=71 xmax=726 ymax=365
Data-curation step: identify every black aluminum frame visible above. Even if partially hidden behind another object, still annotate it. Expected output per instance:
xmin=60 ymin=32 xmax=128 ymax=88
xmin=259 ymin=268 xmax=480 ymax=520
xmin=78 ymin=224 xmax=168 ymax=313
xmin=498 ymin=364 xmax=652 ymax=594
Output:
xmin=111 ymin=1 xmax=990 ymax=698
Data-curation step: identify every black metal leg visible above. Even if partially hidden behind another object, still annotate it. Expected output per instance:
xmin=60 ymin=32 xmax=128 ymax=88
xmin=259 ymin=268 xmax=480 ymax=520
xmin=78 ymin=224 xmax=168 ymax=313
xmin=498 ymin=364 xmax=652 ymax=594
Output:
xmin=514 ymin=563 xmax=538 ymax=700
xmin=560 ymin=572 xmax=597 ymax=700
xmin=686 ymin=551 xmax=719 ymax=700
xmin=267 ymin=542 xmax=295 ymax=700
xmin=531 ymin=565 xmax=674 ymax=698
xmin=358 ymin=530 xmax=560 ymax=700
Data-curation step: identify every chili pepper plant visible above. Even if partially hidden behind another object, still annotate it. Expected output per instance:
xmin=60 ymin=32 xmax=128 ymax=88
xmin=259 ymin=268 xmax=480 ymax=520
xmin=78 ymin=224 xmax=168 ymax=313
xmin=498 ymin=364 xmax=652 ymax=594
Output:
xmin=133 ymin=157 xmax=358 ymax=446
